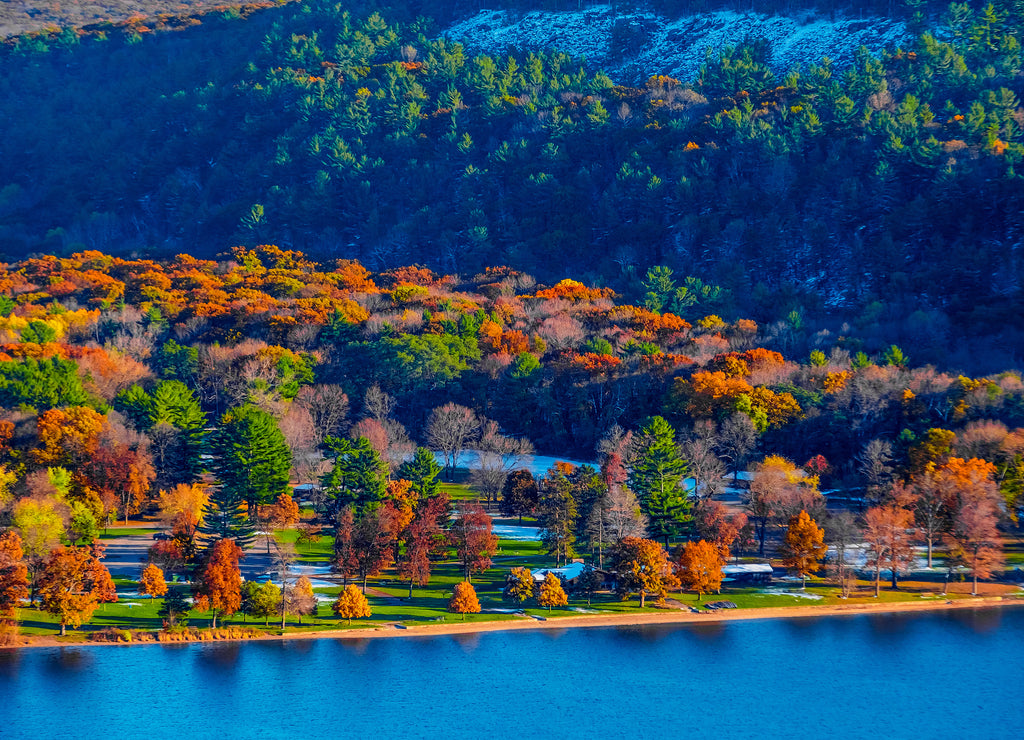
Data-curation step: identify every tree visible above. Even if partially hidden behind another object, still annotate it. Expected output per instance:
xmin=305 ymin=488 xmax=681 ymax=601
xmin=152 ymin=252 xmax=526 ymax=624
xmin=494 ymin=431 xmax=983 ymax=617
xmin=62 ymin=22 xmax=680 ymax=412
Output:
xmin=397 ymin=493 xmax=450 ymax=598
xmin=349 ymin=506 xmax=399 ymax=592
xmin=294 ymin=384 xmax=349 ymax=446
xmin=250 ymin=581 xmax=281 ymax=626
xmin=500 ymin=469 xmax=539 ymax=524
xmin=398 ymin=446 xmax=442 ymax=500
xmin=265 ymin=493 xmax=300 ymax=530
xmin=537 ymin=571 xmax=568 ymax=611
xmin=538 ymin=464 xmax=579 ymax=566
xmin=677 ymin=540 xmax=724 ymax=601
xmin=138 ymin=563 xmax=168 ymax=599
xmin=503 ymin=567 xmax=534 ymax=605
xmin=863 ymin=504 xmax=919 ymax=596
xmin=576 ymin=565 xmax=603 ymax=606
xmin=426 ymin=403 xmax=480 ymax=480
xmin=158 ymin=586 xmax=191 ymax=628
xmin=320 ymin=435 xmax=389 ymax=516
xmin=827 ymin=511 xmax=861 ymax=598
xmin=469 ymin=421 xmax=533 ymax=505
xmin=211 ymin=405 xmax=292 ymax=516
xmin=946 ymin=499 xmax=1004 ymax=596
xmin=693 ymin=499 xmax=741 ymax=561
xmin=610 ymin=537 xmax=680 ymax=608
xmin=780 ymin=510 xmax=828 ymax=588
xmin=332 ymin=584 xmax=371 ymax=625
xmin=717 ymin=413 xmax=757 ymax=481
xmin=450 ymin=502 xmax=497 ymax=581
xmin=448 ymin=581 xmax=481 ymax=620
xmin=286 ymin=576 xmax=318 ymax=625
xmin=628 ymin=416 xmax=691 ymax=547
xmin=37 ymin=546 xmax=117 ymax=635
xmin=745 ymin=455 xmax=823 ymax=556
xmin=0 ymin=531 xmax=29 ymax=619
xmin=198 ymin=483 xmax=256 ymax=550
xmin=193 ymin=538 xmax=243 ymax=628
xmin=12 ymin=497 xmax=65 ymax=602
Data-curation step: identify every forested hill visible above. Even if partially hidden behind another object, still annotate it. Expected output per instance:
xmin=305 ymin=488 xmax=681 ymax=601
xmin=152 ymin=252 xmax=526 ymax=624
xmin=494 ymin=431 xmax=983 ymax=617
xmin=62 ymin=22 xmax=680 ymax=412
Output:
xmin=1 ymin=0 xmax=1023 ymax=370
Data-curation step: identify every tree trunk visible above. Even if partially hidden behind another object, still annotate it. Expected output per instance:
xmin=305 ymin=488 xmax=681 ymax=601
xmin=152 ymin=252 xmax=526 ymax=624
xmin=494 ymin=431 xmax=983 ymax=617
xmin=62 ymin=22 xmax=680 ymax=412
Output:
xmin=59 ymin=621 xmax=66 ymax=636
xmin=874 ymin=564 xmax=881 ymax=597
xmin=926 ymin=537 xmax=933 ymax=569
xmin=408 ymin=578 xmax=414 ymax=599
xmin=639 ymin=590 xmax=646 ymax=608
xmin=211 ymin=611 xmax=218 ymax=629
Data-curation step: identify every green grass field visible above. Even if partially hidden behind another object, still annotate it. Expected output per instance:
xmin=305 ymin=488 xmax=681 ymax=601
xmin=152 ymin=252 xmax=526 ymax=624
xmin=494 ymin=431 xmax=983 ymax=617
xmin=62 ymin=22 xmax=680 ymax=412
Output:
xmin=12 ymin=515 xmax=1022 ymax=641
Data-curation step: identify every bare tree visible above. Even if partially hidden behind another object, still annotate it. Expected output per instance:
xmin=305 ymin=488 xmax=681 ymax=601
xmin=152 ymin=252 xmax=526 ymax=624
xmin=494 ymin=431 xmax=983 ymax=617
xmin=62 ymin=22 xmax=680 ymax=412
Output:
xmin=858 ymin=438 xmax=895 ymax=505
xmin=426 ymin=403 xmax=480 ymax=481
xmin=826 ymin=511 xmax=861 ymax=597
xmin=682 ymin=424 xmax=727 ymax=500
xmin=469 ymin=421 xmax=534 ymax=506
xmin=717 ymin=413 xmax=756 ymax=481
xmin=294 ymin=384 xmax=350 ymax=445
xmin=363 ymin=384 xmax=395 ymax=423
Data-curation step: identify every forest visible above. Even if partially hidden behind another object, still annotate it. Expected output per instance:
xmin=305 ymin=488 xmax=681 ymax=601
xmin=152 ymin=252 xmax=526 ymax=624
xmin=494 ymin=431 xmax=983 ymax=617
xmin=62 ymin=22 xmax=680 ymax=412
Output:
xmin=0 ymin=0 xmax=1022 ymax=372
xmin=0 ymin=247 xmax=1019 ymax=635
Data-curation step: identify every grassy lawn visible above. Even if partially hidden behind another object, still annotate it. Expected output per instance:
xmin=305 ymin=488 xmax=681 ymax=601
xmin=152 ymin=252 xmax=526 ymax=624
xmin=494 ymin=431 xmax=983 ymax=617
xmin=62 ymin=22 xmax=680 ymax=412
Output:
xmin=99 ymin=528 xmax=158 ymax=539
xmin=13 ymin=531 xmax=1022 ymax=641
xmin=274 ymin=529 xmax=334 ymax=562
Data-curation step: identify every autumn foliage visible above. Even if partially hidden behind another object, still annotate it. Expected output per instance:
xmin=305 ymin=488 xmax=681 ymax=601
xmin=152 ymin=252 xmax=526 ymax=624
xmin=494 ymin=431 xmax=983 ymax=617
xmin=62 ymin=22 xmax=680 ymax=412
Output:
xmin=448 ymin=581 xmax=481 ymax=620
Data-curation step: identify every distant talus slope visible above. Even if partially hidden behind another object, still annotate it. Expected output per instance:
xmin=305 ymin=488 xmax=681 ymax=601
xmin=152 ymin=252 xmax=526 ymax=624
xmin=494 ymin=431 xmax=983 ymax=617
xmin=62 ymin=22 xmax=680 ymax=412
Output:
xmin=445 ymin=7 xmax=909 ymax=83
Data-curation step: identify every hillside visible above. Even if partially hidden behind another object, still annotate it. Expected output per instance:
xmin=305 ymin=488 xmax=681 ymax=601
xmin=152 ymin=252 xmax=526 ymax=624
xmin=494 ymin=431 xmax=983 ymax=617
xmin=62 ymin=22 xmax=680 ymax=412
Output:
xmin=0 ymin=0 xmax=1022 ymax=371
xmin=0 ymin=1 xmax=283 ymax=39
xmin=445 ymin=7 xmax=910 ymax=83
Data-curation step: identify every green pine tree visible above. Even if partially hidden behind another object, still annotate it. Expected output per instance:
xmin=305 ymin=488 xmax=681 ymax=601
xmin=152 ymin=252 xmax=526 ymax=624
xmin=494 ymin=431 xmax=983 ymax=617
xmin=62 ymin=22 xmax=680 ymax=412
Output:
xmin=398 ymin=446 xmax=442 ymax=499
xmin=211 ymin=405 xmax=292 ymax=516
xmin=628 ymin=416 xmax=692 ymax=548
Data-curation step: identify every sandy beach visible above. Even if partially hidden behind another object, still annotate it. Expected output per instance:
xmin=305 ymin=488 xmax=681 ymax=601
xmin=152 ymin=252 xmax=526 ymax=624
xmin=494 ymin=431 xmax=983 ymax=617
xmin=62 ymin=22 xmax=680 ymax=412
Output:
xmin=7 ymin=595 xmax=1022 ymax=649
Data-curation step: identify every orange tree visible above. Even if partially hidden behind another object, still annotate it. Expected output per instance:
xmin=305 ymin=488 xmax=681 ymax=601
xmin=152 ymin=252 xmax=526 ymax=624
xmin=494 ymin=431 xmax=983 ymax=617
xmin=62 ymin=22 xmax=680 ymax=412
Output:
xmin=677 ymin=539 xmax=724 ymax=601
xmin=37 ymin=546 xmax=117 ymax=636
xmin=192 ymin=539 xmax=243 ymax=628
xmin=610 ymin=537 xmax=680 ymax=608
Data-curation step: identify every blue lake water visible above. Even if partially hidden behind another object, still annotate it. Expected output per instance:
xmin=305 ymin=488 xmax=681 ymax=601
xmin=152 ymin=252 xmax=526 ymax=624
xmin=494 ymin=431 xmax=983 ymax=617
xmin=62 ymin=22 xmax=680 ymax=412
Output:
xmin=1 ymin=607 xmax=1022 ymax=740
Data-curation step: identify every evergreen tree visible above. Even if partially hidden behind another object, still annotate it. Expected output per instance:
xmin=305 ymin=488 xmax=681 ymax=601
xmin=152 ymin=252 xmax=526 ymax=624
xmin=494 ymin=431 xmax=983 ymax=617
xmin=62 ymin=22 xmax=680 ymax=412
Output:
xmin=398 ymin=446 xmax=442 ymax=499
xmin=198 ymin=484 xmax=256 ymax=550
xmin=321 ymin=436 xmax=389 ymax=516
xmin=628 ymin=416 xmax=692 ymax=548
xmin=211 ymin=405 xmax=291 ymax=516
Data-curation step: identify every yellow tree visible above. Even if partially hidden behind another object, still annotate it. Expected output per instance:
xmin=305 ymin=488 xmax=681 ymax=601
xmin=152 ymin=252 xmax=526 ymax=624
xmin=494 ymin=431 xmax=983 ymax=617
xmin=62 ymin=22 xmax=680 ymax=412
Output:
xmin=448 ymin=581 xmax=481 ymax=621
xmin=537 ymin=571 xmax=568 ymax=612
xmin=780 ymin=510 xmax=828 ymax=588
xmin=138 ymin=563 xmax=168 ymax=599
xmin=677 ymin=539 xmax=724 ymax=601
xmin=37 ymin=546 xmax=117 ymax=636
xmin=503 ymin=566 xmax=534 ymax=605
xmin=610 ymin=537 xmax=680 ymax=608
xmin=332 ymin=584 xmax=371 ymax=626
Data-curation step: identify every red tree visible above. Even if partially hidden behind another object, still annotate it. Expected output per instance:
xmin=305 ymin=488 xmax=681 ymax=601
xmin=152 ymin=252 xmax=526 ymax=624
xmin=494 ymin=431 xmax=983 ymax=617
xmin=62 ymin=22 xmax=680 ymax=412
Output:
xmin=398 ymin=493 xmax=450 ymax=598
xmin=0 ymin=531 xmax=30 ymax=619
xmin=450 ymin=502 xmax=497 ymax=582
xmin=193 ymin=539 xmax=243 ymax=628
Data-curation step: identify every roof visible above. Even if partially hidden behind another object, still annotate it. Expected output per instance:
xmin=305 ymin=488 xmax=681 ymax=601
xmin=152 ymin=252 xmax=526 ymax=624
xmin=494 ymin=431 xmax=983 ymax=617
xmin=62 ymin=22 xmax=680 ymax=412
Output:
xmin=531 ymin=562 xmax=587 ymax=582
xmin=722 ymin=563 xmax=774 ymax=575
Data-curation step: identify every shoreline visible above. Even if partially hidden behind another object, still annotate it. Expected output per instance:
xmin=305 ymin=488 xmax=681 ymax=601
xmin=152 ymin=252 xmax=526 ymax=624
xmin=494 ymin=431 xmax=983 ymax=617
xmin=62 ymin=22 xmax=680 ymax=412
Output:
xmin=6 ymin=595 xmax=1023 ymax=650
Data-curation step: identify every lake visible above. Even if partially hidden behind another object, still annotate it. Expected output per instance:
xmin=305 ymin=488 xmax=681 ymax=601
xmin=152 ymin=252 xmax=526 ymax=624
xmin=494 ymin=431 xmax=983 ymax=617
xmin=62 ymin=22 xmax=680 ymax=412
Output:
xmin=1 ymin=607 xmax=1021 ymax=739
